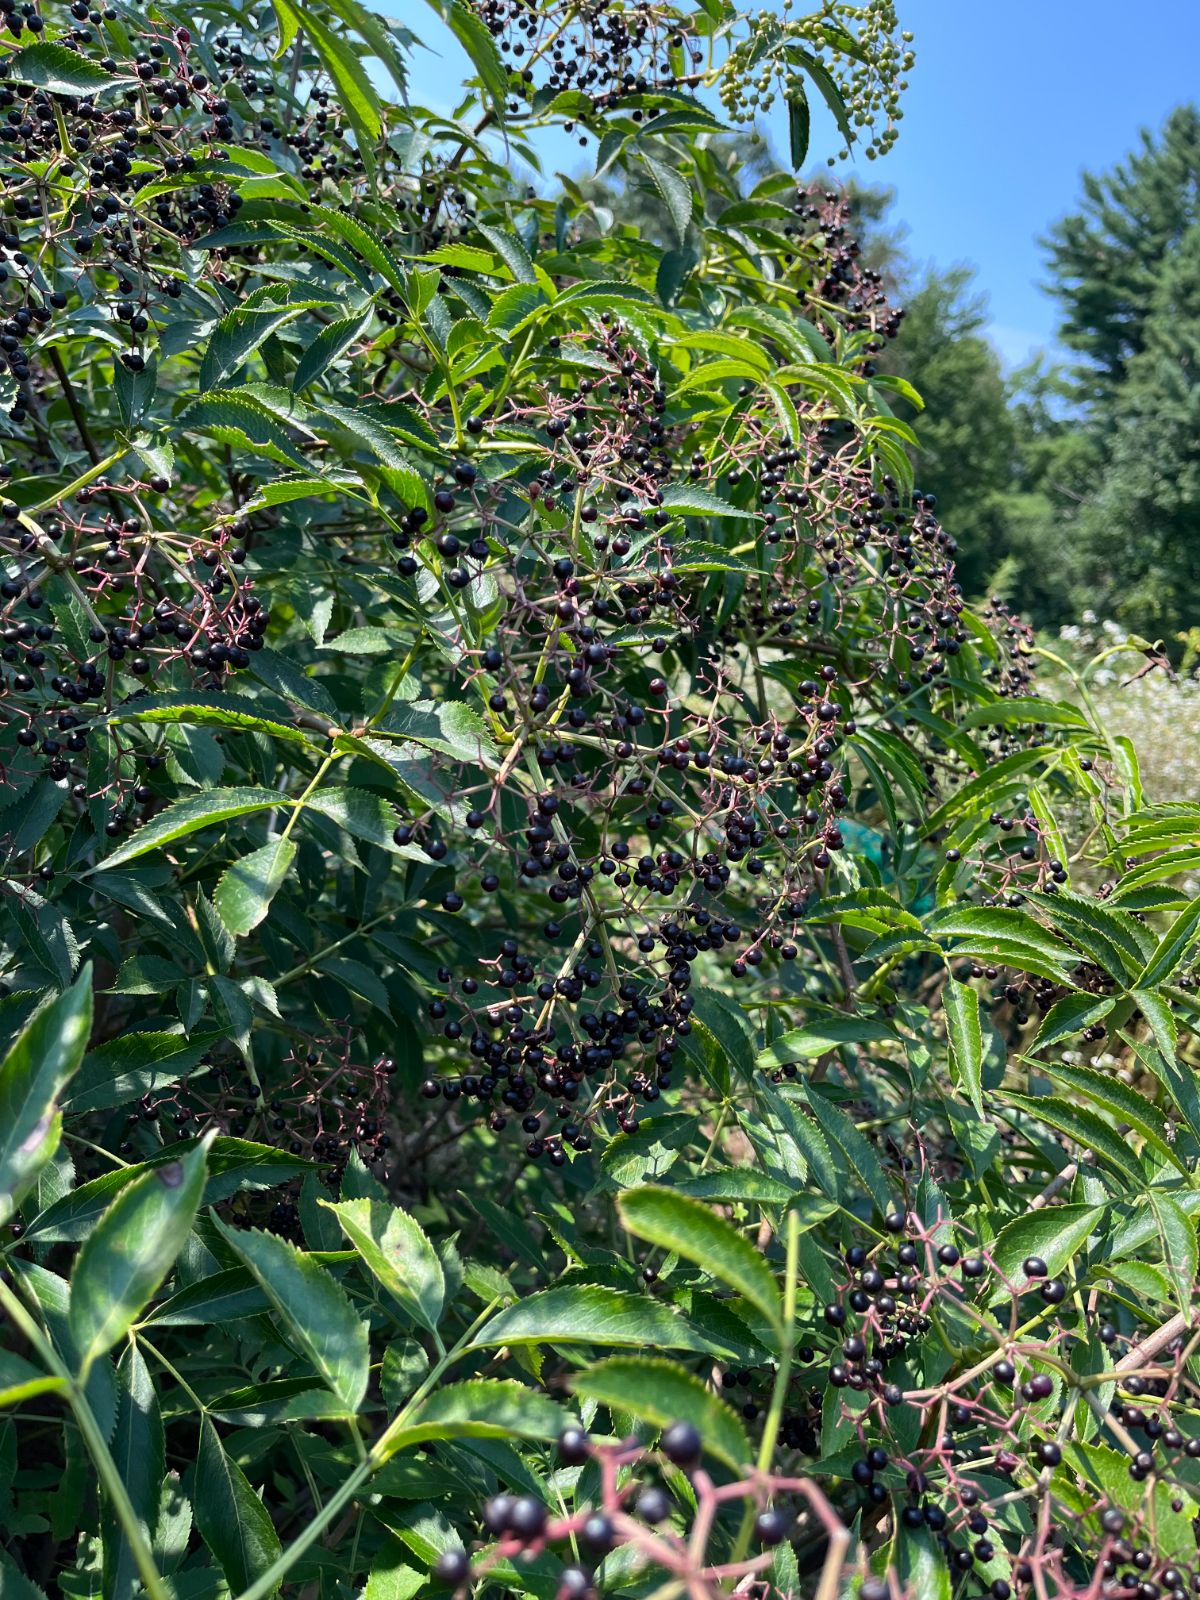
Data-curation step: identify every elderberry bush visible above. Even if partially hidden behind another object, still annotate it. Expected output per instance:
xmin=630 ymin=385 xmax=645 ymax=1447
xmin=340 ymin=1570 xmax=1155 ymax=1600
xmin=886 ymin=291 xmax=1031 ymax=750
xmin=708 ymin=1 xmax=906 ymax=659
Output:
xmin=1 ymin=1 xmax=1199 ymax=1598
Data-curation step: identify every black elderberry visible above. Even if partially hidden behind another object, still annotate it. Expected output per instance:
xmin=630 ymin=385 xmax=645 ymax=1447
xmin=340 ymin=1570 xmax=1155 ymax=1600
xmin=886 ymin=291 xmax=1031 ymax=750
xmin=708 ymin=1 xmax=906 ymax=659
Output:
xmin=506 ymin=1497 xmax=547 ymax=1541
xmin=433 ymin=1549 xmax=470 ymax=1586
xmin=754 ymin=1508 xmax=790 ymax=1546
xmin=634 ymin=1486 xmax=671 ymax=1523
xmin=660 ymin=1419 xmax=702 ymax=1466
xmin=580 ymin=1513 xmax=614 ymax=1553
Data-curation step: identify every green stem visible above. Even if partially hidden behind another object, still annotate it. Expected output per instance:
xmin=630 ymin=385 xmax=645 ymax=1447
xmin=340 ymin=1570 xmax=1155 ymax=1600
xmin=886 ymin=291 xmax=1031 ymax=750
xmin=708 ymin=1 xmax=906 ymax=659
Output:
xmin=368 ymin=629 xmax=425 ymax=727
xmin=273 ymin=908 xmax=394 ymax=988
xmin=236 ymin=1454 xmax=374 ymax=1600
xmin=233 ymin=1298 xmax=501 ymax=1600
xmin=755 ymin=1208 xmax=800 ymax=1475
xmin=731 ymin=1209 xmax=800 ymax=1565
xmin=281 ymin=752 xmax=338 ymax=842
xmin=28 ymin=446 xmax=127 ymax=515
xmin=0 ymin=1278 xmax=169 ymax=1600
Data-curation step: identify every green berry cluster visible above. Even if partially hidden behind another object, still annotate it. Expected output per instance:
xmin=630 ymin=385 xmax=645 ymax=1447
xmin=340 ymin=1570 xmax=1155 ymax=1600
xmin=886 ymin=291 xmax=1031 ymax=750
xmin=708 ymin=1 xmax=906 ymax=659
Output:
xmin=718 ymin=0 xmax=914 ymax=162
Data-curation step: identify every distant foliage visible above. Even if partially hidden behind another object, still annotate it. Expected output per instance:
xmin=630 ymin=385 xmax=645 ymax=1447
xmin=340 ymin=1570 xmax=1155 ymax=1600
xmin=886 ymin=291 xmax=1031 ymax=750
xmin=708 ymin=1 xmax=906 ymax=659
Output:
xmin=2 ymin=6 xmax=1200 ymax=1600
xmin=883 ymin=105 xmax=1200 ymax=649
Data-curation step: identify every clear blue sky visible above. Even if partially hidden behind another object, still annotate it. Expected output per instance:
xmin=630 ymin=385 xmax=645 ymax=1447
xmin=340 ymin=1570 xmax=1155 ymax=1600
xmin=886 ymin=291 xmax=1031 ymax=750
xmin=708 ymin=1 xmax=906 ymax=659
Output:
xmin=384 ymin=0 xmax=1200 ymax=367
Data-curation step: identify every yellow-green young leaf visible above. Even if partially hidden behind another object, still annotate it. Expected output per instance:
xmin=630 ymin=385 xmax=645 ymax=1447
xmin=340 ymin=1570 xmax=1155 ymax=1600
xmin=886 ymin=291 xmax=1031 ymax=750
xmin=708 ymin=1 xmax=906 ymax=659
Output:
xmin=571 ymin=1356 xmax=751 ymax=1472
xmin=213 ymin=838 xmax=297 ymax=937
xmin=617 ymin=1186 xmax=782 ymax=1334
xmin=373 ymin=1379 xmax=564 ymax=1462
xmin=943 ymin=976 xmax=984 ymax=1116
xmin=214 ymin=1219 xmax=369 ymax=1411
xmin=321 ymin=1198 xmax=444 ymax=1335
xmin=0 ymin=964 xmax=92 ymax=1225
xmin=194 ymin=1415 xmax=283 ymax=1594
xmin=987 ymin=1204 xmax=1105 ymax=1304
xmin=68 ymin=1139 xmax=209 ymax=1368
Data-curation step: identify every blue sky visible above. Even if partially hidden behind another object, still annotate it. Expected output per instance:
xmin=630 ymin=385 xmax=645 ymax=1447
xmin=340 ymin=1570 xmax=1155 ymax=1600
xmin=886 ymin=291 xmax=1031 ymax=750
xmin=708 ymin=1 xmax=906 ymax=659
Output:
xmin=385 ymin=0 xmax=1200 ymax=367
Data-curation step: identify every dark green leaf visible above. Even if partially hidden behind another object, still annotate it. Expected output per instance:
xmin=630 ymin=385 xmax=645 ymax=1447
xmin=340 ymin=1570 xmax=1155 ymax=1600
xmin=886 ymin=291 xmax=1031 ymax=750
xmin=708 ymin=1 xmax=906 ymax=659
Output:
xmin=194 ymin=1415 xmax=283 ymax=1594
xmin=943 ymin=977 xmax=984 ymax=1116
xmin=323 ymin=1198 xmax=445 ymax=1335
xmin=468 ymin=1284 xmax=736 ymax=1357
xmin=987 ymin=1205 xmax=1104 ymax=1302
xmin=90 ymin=789 xmax=286 ymax=872
xmin=102 ymin=1345 xmax=164 ymax=1600
xmin=617 ymin=1185 xmax=782 ymax=1333
xmin=213 ymin=838 xmax=297 ymax=937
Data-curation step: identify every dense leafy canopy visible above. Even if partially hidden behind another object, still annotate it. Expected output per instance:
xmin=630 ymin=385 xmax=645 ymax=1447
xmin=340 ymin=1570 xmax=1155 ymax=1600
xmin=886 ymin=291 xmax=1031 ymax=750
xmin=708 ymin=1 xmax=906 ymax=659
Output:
xmin=2 ymin=4 xmax=1200 ymax=1600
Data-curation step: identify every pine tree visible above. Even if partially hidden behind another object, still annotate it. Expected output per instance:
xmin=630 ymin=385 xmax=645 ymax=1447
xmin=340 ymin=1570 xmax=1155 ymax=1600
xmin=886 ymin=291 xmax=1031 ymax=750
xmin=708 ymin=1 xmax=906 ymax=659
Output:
xmin=1043 ymin=104 xmax=1200 ymax=406
xmin=1072 ymin=219 xmax=1200 ymax=637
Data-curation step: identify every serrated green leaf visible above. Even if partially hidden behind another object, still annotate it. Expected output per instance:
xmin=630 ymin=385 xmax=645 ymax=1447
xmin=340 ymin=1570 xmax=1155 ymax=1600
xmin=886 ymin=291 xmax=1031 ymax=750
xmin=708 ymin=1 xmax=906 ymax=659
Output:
xmin=68 ymin=1139 xmax=209 ymax=1368
xmin=572 ymin=1356 xmax=750 ymax=1471
xmin=102 ymin=1344 xmax=164 ymax=1600
xmin=90 ymin=788 xmax=286 ymax=872
xmin=213 ymin=838 xmax=297 ymax=938
xmin=194 ymin=1415 xmax=282 ymax=1594
xmin=1003 ymin=1092 xmax=1148 ymax=1189
xmin=214 ymin=1220 xmax=369 ymax=1411
xmin=1146 ymin=1189 xmax=1197 ymax=1319
xmin=468 ymin=1284 xmax=739 ymax=1357
xmin=9 ymin=40 xmax=129 ymax=93
xmin=0 ymin=966 xmax=92 ymax=1227
xmin=617 ymin=1185 xmax=782 ymax=1334
xmin=1029 ymin=992 xmax=1115 ymax=1054
xmin=374 ymin=1379 xmax=563 ymax=1463
xmin=943 ymin=977 xmax=984 ymax=1116
xmin=322 ymin=1198 xmax=444 ymax=1335
xmin=1136 ymin=895 xmax=1200 ymax=988
xmin=987 ymin=1204 xmax=1104 ymax=1302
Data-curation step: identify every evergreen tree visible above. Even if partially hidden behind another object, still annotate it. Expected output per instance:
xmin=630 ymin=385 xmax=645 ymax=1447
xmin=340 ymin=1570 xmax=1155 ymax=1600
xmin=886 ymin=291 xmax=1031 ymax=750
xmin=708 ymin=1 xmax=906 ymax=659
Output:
xmin=1071 ymin=219 xmax=1200 ymax=637
xmin=1043 ymin=104 xmax=1200 ymax=406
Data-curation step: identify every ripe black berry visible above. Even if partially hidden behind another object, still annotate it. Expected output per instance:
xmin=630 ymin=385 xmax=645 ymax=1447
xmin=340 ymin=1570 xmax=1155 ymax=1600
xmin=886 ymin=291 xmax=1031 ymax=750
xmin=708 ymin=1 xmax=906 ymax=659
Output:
xmin=660 ymin=1420 xmax=702 ymax=1466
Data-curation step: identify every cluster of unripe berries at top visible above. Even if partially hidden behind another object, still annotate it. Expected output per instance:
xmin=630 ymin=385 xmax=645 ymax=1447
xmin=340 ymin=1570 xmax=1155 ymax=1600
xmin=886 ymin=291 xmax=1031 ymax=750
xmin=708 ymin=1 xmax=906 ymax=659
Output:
xmin=719 ymin=0 xmax=914 ymax=162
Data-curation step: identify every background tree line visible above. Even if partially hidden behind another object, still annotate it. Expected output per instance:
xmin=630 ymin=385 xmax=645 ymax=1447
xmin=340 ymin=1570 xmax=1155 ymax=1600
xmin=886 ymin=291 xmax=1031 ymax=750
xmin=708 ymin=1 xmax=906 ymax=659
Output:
xmin=878 ymin=104 xmax=1200 ymax=659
